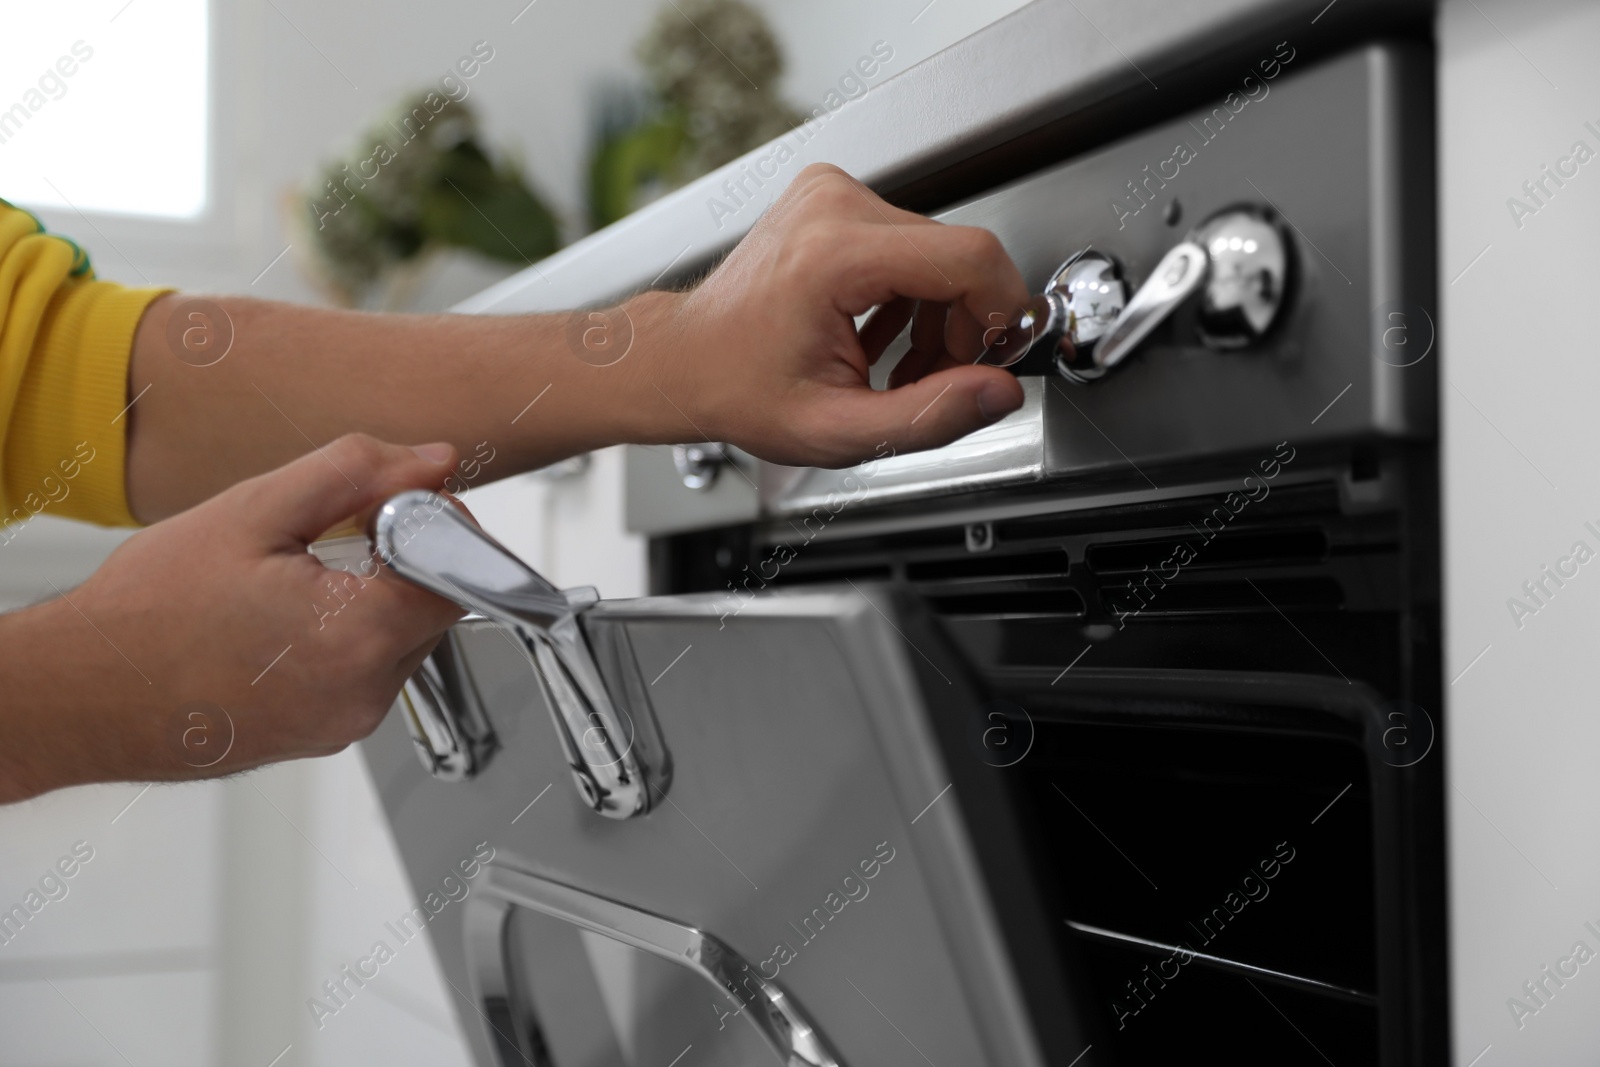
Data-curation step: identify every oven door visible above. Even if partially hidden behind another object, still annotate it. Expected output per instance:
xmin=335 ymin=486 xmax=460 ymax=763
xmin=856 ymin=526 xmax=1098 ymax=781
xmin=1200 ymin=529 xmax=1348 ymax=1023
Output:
xmin=359 ymin=532 xmax=1087 ymax=1067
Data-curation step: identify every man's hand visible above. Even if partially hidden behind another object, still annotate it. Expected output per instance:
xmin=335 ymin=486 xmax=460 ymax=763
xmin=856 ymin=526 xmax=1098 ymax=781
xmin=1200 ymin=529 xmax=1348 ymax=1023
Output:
xmin=0 ymin=435 xmax=463 ymax=802
xmin=639 ymin=163 xmax=1030 ymax=468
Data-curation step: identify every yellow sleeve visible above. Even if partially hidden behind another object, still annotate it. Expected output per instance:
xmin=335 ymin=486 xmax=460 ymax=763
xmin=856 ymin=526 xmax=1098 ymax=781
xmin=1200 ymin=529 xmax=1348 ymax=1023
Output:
xmin=0 ymin=200 xmax=171 ymax=528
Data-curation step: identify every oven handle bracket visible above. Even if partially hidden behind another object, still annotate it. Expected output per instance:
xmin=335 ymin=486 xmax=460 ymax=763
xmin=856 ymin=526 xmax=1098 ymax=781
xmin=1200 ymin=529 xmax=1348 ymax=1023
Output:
xmin=373 ymin=490 xmax=660 ymax=819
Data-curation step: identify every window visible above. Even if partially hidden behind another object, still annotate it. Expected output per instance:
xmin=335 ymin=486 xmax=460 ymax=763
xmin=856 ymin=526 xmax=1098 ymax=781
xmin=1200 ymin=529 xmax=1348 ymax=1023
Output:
xmin=0 ymin=0 xmax=209 ymax=219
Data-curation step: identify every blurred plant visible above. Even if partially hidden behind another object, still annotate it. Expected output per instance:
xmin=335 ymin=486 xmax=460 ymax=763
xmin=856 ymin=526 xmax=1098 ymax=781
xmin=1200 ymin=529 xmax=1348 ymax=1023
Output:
xmin=589 ymin=0 xmax=800 ymax=229
xmin=300 ymin=92 xmax=559 ymax=306
xmin=588 ymin=85 xmax=690 ymax=235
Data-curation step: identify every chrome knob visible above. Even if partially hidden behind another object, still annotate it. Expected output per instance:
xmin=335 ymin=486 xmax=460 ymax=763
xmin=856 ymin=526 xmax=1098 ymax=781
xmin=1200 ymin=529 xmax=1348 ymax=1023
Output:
xmin=979 ymin=249 xmax=1126 ymax=373
xmin=1094 ymin=205 xmax=1292 ymax=375
xmin=1194 ymin=208 xmax=1291 ymax=349
xmin=672 ymin=442 xmax=728 ymax=490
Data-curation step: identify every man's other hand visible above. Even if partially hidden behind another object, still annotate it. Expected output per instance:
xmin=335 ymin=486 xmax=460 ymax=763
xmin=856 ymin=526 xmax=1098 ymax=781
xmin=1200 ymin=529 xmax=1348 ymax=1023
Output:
xmin=0 ymin=434 xmax=464 ymax=801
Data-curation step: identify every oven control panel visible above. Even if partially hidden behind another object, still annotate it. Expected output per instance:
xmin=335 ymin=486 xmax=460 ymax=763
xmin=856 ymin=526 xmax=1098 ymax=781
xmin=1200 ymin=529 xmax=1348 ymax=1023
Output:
xmin=757 ymin=42 xmax=1434 ymax=519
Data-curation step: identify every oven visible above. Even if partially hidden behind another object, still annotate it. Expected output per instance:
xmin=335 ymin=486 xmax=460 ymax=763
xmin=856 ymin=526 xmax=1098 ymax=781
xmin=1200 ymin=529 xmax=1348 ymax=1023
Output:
xmin=360 ymin=6 xmax=1457 ymax=1066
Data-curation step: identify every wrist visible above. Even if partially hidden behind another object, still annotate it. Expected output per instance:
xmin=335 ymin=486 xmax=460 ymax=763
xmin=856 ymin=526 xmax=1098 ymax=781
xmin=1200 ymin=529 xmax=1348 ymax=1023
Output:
xmin=613 ymin=288 xmax=719 ymax=446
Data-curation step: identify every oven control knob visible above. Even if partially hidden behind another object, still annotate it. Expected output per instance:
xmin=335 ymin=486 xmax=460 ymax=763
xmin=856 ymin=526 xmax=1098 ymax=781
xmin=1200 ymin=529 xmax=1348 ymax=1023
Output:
xmin=1192 ymin=207 xmax=1291 ymax=349
xmin=672 ymin=442 xmax=728 ymax=490
xmin=979 ymin=249 xmax=1127 ymax=373
xmin=1093 ymin=205 xmax=1292 ymax=375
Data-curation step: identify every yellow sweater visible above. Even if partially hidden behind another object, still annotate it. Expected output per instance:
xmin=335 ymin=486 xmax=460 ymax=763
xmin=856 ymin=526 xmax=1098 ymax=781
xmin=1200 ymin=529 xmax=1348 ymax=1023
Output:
xmin=0 ymin=200 xmax=168 ymax=529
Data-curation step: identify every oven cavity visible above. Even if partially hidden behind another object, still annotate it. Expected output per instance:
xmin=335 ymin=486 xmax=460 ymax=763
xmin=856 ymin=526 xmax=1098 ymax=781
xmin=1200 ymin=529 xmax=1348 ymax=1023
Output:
xmin=658 ymin=449 xmax=1443 ymax=1065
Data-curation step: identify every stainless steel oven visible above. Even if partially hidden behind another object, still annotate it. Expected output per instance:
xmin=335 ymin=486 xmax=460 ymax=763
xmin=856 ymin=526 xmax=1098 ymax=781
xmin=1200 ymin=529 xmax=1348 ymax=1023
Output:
xmin=360 ymin=5 xmax=1466 ymax=1065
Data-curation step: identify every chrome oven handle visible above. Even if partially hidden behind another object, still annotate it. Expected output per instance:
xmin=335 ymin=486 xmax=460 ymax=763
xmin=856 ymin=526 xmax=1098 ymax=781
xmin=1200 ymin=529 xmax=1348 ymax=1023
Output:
xmin=372 ymin=491 xmax=657 ymax=819
xmin=466 ymin=863 xmax=846 ymax=1067
xmin=396 ymin=625 xmax=499 ymax=781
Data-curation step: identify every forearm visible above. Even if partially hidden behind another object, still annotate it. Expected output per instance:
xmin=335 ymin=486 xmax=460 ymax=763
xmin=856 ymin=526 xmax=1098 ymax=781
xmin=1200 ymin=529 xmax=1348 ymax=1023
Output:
xmin=0 ymin=600 xmax=161 ymax=803
xmin=122 ymin=165 xmax=1030 ymax=523
xmin=124 ymin=289 xmax=691 ymax=521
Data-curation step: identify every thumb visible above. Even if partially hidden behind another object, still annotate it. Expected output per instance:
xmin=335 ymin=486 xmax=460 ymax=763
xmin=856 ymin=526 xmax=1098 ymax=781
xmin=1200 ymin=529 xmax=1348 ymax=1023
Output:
xmin=826 ymin=366 xmax=1024 ymax=459
xmin=237 ymin=433 xmax=459 ymax=547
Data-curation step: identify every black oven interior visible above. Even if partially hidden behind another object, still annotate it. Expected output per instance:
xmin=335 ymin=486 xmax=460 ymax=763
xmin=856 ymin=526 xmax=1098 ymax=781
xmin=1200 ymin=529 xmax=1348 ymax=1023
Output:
xmin=651 ymin=443 xmax=1445 ymax=1065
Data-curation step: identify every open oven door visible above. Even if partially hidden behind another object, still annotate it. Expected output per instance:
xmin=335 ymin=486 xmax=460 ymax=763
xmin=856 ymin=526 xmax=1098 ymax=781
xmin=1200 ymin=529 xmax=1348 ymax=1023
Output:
xmin=354 ymin=491 xmax=1093 ymax=1067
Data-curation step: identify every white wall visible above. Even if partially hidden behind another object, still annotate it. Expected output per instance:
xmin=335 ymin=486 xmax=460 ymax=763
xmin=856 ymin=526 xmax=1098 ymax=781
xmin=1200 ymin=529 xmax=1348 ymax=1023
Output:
xmin=0 ymin=1 xmax=1031 ymax=1064
xmin=1441 ymin=1 xmax=1600 ymax=1063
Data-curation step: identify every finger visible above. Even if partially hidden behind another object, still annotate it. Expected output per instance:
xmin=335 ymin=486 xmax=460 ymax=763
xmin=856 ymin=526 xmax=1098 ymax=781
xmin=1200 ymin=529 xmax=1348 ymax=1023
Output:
xmin=377 ymin=570 xmax=467 ymax=634
xmin=814 ymin=364 xmax=1025 ymax=461
xmin=236 ymin=434 xmax=459 ymax=549
xmin=946 ymin=304 xmax=993 ymax=363
xmin=827 ymin=222 xmax=1030 ymax=356
xmin=887 ymin=344 xmax=939 ymax=389
xmin=913 ymin=350 xmax=974 ymax=380
xmin=859 ymin=296 xmax=914 ymax=364
xmin=910 ymin=299 xmax=949 ymax=358
xmin=887 ymin=300 xmax=951 ymax=388
xmin=391 ymin=630 xmax=449 ymax=685
xmin=314 ymin=559 xmax=463 ymax=661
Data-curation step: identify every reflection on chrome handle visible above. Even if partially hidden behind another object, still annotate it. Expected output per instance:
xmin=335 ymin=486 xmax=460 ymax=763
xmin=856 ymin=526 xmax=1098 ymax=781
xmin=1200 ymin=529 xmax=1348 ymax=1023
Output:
xmin=466 ymin=864 xmax=845 ymax=1067
xmin=397 ymin=626 xmax=499 ymax=781
xmin=1090 ymin=239 xmax=1210 ymax=376
xmin=373 ymin=491 xmax=661 ymax=819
